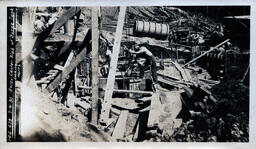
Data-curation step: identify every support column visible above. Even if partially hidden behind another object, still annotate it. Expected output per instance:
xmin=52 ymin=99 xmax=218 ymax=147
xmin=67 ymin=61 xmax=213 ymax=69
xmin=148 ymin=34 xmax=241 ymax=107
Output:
xmin=91 ymin=7 xmax=100 ymax=125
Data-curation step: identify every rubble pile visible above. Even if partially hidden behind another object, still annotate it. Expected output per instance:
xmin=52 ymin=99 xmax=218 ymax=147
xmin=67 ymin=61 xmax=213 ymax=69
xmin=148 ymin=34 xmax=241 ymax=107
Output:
xmin=165 ymin=80 xmax=249 ymax=142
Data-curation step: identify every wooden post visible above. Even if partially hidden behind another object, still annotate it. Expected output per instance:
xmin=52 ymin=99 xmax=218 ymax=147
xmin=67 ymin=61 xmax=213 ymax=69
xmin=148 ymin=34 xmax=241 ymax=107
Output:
xmin=100 ymin=6 xmax=127 ymax=124
xmin=112 ymin=110 xmax=129 ymax=140
xmin=91 ymin=7 xmax=100 ymax=125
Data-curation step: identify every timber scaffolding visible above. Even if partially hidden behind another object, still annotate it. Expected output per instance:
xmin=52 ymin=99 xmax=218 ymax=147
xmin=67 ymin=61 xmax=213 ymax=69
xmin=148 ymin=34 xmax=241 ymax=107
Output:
xmin=25 ymin=7 xmax=247 ymax=141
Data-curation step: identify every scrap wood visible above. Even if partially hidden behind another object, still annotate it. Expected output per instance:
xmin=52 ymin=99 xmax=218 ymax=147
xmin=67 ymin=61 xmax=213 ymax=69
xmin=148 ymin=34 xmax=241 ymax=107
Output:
xmin=50 ymin=7 xmax=81 ymax=35
xmin=74 ymin=99 xmax=91 ymax=110
xmin=157 ymin=72 xmax=180 ymax=81
xmin=44 ymin=28 xmax=91 ymax=94
xmin=173 ymin=61 xmax=190 ymax=82
xmin=183 ymin=86 xmax=194 ymax=98
xmin=199 ymin=78 xmax=220 ymax=85
xmin=44 ymin=46 xmax=88 ymax=94
xmin=147 ymin=92 xmax=161 ymax=128
xmin=199 ymin=86 xmax=217 ymax=103
xmin=112 ymin=110 xmax=129 ymax=140
xmin=158 ymin=77 xmax=184 ymax=88
xmin=110 ymin=89 xmax=153 ymax=95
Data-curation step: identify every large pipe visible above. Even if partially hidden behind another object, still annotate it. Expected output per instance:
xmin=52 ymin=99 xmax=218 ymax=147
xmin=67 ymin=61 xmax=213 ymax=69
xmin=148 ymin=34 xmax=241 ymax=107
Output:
xmin=183 ymin=39 xmax=230 ymax=68
xmin=134 ymin=21 xmax=169 ymax=39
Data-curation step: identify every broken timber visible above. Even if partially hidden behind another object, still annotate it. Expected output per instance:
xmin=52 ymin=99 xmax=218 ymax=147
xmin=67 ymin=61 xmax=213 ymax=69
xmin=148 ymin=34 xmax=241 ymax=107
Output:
xmin=173 ymin=61 xmax=190 ymax=82
xmin=44 ymin=30 xmax=90 ymax=94
xmin=100 ymin=7 xmax=127 ymax=124
xmin=50 ymin=7 xmax=81 ymax=35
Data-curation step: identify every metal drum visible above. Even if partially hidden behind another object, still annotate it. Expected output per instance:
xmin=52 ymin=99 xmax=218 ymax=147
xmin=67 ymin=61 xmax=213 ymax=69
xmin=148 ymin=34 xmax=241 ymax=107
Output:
xmin=134 ymin=20 xmax=169 ymax=39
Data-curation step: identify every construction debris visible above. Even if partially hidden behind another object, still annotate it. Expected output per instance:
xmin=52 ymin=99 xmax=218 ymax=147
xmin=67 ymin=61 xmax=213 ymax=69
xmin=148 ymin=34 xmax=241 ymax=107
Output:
xmin=13 ymin=6 xmax=249 ymax=142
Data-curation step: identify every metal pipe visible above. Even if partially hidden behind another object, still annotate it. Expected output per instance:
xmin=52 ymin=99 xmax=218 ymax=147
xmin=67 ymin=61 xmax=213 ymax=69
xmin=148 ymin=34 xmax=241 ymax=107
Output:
xmin=183 ymin=39 xmax=230 ymax=68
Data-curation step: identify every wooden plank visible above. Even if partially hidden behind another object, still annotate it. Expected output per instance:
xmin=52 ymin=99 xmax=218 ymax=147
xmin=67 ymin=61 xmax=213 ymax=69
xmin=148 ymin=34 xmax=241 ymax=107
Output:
xmin=147 ymin=92 xmax=161 ymax=128
xmin=112 ymin=110 xmax=129 ymax=140
xmin=158 ymin=77 xmax=183 ymax=88
xmin=111 ymin=98 xmax=140 ymax=110
xmin=100 ymin=7 xmax=127 ymax=124
xmin=78 ymin=85 xmax=91 ymax=89
xmin=173 ymin=61 xmax=189 ymax=82
xmin=184 ymin=68 xmax=192 ymax=81
xmin=183 ymin=86 xmax=194 ymax=98
xmin=64 ymin=51 xmax=74 ymax=68
xmin=50 ymin=7 xmax=81 ymax=35
xmin=157 ymin=73 xmax=192 ymax=88
xmin=111 ymin=89 xmax=153 ymax=95
xmin=91 ymin=7 xmax=100 ymax=125
xmin=53 ymin=64 xmax=64 ymax=71
xmin=78 ymin=87 xmax=153 ymax=95
xmin=199 ymin=78 xmax=220 ymax=84
xmin=157 ymin=72 xmax=180 ymax=81
xmin=74 ymin=100 xmax=91 ymax=110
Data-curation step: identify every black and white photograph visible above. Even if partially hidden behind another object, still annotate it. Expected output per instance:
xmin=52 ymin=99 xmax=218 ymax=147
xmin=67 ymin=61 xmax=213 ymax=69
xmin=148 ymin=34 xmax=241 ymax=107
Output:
xmin=1 ymin=1 xmax=255 ymax=146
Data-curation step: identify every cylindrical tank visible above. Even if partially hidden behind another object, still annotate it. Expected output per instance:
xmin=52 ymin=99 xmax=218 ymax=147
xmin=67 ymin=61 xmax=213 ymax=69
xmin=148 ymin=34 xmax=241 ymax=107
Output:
xmin=134 ymin=20 xmax=169 ymax=39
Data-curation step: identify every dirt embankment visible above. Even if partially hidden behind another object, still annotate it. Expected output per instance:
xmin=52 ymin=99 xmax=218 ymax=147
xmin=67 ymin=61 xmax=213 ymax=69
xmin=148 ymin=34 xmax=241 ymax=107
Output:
xmin=19 ymin=86 xmax=112 ymax=142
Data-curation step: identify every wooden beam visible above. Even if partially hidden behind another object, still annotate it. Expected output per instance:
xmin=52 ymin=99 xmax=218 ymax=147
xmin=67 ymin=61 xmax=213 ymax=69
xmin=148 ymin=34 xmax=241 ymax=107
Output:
xmin=100 ymin=7 xmax=127 ymax=124
xmin=173 ymin=61 xmax=189 ymax=82
xmin=157 ymin=74 xmax=192 ymax=88
xmin=199 ymin=78 xmax=220 ymax=84
xmin=110 ymin=89 xmax=153 ymax=95
xmin=50 ymin=7 xmax=81 ymax=35
xmin=112 ymin=110 xmax=129 ymax=140
xmin=91 ymin=7 xmax=100 ymax=125
xmin=64 ymin=51 xmax=74 ymax=68
xmin=53 ymin=64 xmax=64 ymax=71
xmin=44 ymin=29 xmax=90 ymax=94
